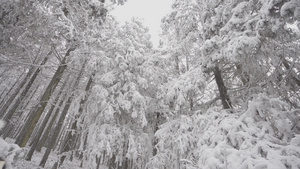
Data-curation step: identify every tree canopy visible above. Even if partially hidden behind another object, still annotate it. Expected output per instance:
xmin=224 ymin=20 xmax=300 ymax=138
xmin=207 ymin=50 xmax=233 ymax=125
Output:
xmin=0 ymin=0 xmax=300 ymax=168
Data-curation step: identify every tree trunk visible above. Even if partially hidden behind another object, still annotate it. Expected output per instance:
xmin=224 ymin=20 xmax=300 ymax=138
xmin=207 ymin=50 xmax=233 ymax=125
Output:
xmin=25 ymin=75 xmax=70 ymax=161
xmin=9 ymin=86 xmax=40 ymax=139
xmin=213 ymin=66 xmax=232 ymax=109
xmin=39 ymin=94 xmax=71 ymax=167
xmin=96 ymin=155 xmax=101 ymax=169
xmin=15 ymin=47 xmax=75 ymax=147
xmin=283 ymin=59 xmax=300 ymax=87
xmin=174 ymin=53 xmax=180 ymax=75
xmin=1 ymin=55 xmax=47 ymax=138
xmin=0 ymin=72 xmax=24 ymax=109
xmin=40 ymin=59 xmax=85 ymax=167
xmin=36 ymin=90 xmax=66 ymax=152
xmin=2 ymin=55 xmax=48 ymax=122
xmin=0 ymin=67 xmax=35 ymax=118
xmin=153 ymin=112 xmax=160 ymax=156
xmin=57 ymin=70 xmax=93 ymax=167
xmin=235 ymin=64 xmax=250 ymax=85
xmin=79 ymin=131 xmax=89 ymax=168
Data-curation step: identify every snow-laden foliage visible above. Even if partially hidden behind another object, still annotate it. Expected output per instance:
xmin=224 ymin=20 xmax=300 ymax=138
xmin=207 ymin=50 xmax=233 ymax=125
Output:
xmin=0 ymin=137 xmax=24 ymax=169
xmin=80 ymin=18 xmax=158 ymax=168
xmin=161 ymin=0 xmax=300 ymax=109
xmin=83 ymin=65 xmax=154 ymax=167
xmin=1 ymin=0 xmax=299 ymax=168
xmin=159 ymin=67 xmax=206 ymax=114
xmin=147 ymin=94 xmax=300 ymax=169
xmin=280 ymin=0 xmax=300 ymax=24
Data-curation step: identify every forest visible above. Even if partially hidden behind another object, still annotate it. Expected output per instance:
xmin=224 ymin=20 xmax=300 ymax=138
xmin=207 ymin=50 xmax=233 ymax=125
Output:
xmin=0 ymin=0 xmax=300 ymax=168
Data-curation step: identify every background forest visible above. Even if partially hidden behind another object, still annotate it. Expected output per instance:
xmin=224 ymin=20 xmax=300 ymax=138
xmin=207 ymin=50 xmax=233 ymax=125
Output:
xmin=0 ymin=0 xmax=300 ymax=169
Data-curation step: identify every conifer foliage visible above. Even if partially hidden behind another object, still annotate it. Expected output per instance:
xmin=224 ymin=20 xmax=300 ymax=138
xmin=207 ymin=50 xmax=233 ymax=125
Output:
xmin=0 ymin=0 xmax=299 ymax=168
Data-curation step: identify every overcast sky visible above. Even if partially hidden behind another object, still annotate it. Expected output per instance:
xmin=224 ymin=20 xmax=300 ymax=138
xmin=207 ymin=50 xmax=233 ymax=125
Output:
xmin=110 ymin=0 xmax=173 ymax=47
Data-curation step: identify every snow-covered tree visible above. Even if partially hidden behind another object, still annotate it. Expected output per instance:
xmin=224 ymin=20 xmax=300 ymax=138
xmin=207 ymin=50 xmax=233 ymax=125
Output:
xmin=1 ymin=0 xmax=300 ymax=168
xmin=1 ymin=0 xmax=129 ymax=167
xmin=79 ymin=18 xmax=160 ymax=168
xmin=148 ymin=0 xmax=300 ymax=168
xmin=196 ymin=0 xmax=300 ymax=108
xmin=148 ymin=94 xmax=300 ymax=169
xmin=161 ymin=0 xmax=300 ymax=109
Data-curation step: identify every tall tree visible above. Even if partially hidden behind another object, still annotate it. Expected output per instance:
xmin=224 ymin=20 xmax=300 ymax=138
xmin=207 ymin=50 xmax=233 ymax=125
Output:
xmin=77 ymin=18 xmax=162 ymax=168
xmin=54 ymin=69 xmax=94 ymax=167
xmin=161 ymin=0 xmax=300 ymax=110
xmin=25 ymin=74 xmax=70 ymax=161
xmin=147 ymin=0 xmax=300 ymax=168
xmin=39 ymin=59 xmax=86 ymax=167
xmin=2 ymin=53 xmax=49 ymax=122
xmin=15 ymin=47 xmax=76 ymax=147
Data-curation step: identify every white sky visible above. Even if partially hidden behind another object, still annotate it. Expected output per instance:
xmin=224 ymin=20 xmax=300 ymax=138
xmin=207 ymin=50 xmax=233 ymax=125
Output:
xmin=110 ymin=0 xmax=173 ymax=47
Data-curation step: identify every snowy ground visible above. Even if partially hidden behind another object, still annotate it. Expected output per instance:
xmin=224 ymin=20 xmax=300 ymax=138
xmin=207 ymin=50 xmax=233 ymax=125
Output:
xmin=0 ymin=136 xmax=95 ymax=169
xmin=1 ymin=96 xmax=300 ymax=169
xmin=0 ymin=120 xmax=87 ymax=169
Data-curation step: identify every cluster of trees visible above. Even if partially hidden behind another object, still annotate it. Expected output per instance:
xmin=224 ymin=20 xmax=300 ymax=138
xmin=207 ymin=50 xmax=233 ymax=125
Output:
xmin=0 ymin=0 xmax=299 ymax=168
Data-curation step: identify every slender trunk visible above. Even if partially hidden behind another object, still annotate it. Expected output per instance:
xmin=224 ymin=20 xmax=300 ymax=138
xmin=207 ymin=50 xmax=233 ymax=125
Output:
xmin=79 ymin=131 xmax=89 ymax=168
xmin=174 ymin=53 xmax=180 ymax=75
xmin=2 ymin=85 xmax=40 ymax=139
xmin=9 ymin=86 xmax=40 ymax=139
xmin=15 ymin=47 xmax=75 ymax=147
xmin=96 ymin=155 xmax=101 ymax=169
xmin=235 ymin=64 xmax=249 ymax=85
xmin=283 ymin=59 xmax=300 ymax=86
xmin=1 ymin=54 xmax=47 ymax=138
xmin=55 ymin=123 xmax=68 ymax=150
xmin=185 ymin=52 xmax=189 ymax=71
xmin=39 ymin=111 xmax=65 ymax=167
xmin=59 ymin=73 xmax=95 ymax=168
xmin=10 ymin=106 xmax=32 ymax=139
xmin=39 ymin=93 xmax=71 ymax=167
xmin=57 ymin=70 xmax=93 ymax=166
xmin=213 ymin=66 xmax=232 ymax=109
xmin=25 ymin=75 xmax=70 ymax=161
xmin=52 ymin=162 xmax=58 ymax=169
xmin=0 ymin=90 xmax=6 ymax=105
xmin=153 ymin=112 xmax=160 ymax=156
xmin=0 ymin=67 xmax=10 ymax=80
xmin=36 ymin=91 xmax=66 ymax=152
xmin=1 ymin=123 xmax=14 ymax=139
xmin=0 ymin=72 xmax=24 ymax=109
xmin=0 ymin=67 xmax=34 ymax=118
xmin=40 ymin=60 xmax=85 ymax=167
xmin=71 ymin=133 xmax=82 ymax=160
xmin=3 ymin=55 xmax=48 ymax=121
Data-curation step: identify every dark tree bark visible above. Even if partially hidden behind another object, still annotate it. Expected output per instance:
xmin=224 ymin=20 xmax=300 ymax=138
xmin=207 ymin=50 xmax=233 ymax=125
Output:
xmin=25 ymin=75 xmax=70 ymax=161
xmin=2 ymin=55 xmax=49 ymax=122
xmin=283 ymin=59 xmax=300 ymax=87
xmin=15 ymin=47 xmax=76 ymax=147
xmin=56 ymin=70 xmax=93 ymax=167
xmin=0 ymin=67 xmax=35 ymax=118
xmin=39 ymin=91 xmax=72 ymax=167
xmin=235 ymin=64 xmax=250 ymax=85
xmin=1 ymin=85 xmax=39 ymax=139
xmin=174 ymin=53 xmax=180 ymax=75
xmin=8 ymin=85 xmax=40 ymax=139
xmin=0 ymin=55 xmax=48 ymax=139
xmin=213 ymin=66 xmax=232 ymax=110
xmin=36 ymin=90 xmax=67 ymax=152
xmin=79 ymin=130 xmax=89 ymax=168
xmin=40 ymin=59 xmax=85 ymax=167
xmin=153 ymin=112 xmax=160 ymax=156
xmin=0 ymin=72 xmax=24 ymax=109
